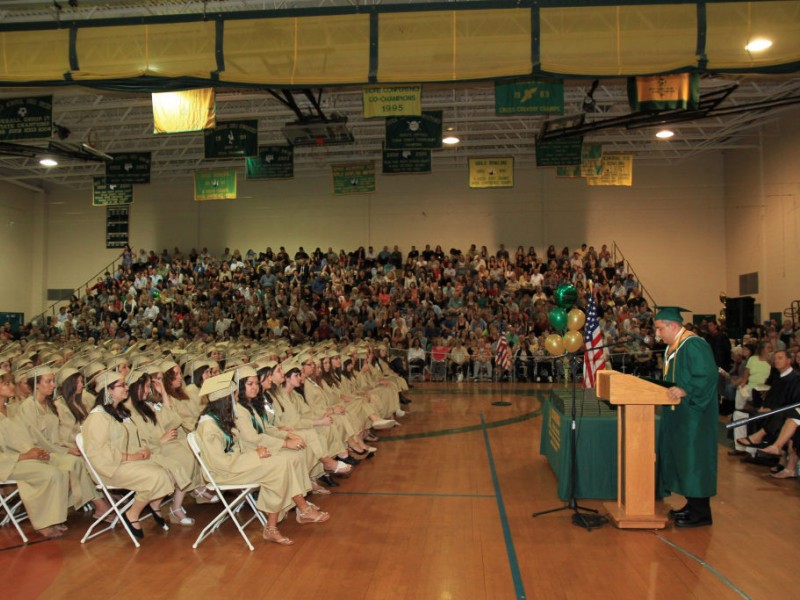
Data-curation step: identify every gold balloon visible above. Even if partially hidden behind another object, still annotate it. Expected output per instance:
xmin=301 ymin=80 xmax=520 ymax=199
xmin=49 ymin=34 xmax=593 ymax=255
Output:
xmin=545 ymin=334 xmax=566 ymax=356
xmin=563 ymin=330 xmax=584 ymax=353
xmin=567 ymin=308 xmax=586 ymax=332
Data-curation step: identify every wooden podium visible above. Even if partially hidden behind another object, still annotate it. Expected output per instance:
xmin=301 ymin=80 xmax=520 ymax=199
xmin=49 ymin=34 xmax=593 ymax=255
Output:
xmin=596 ymin=370 xmax=679 ymax=529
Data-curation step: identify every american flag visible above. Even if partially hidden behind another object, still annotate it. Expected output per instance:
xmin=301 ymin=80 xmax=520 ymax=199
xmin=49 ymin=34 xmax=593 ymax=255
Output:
xmin=583 ymin=292 xmax=606 ymax=388
xmin=496 ymin=335 xmax=511 ymax=373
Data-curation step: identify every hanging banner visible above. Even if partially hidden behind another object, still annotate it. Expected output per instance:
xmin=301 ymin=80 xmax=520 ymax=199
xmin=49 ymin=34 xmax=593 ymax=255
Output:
xmin=0 ymin=95 xmax=52 ymax=140
xmin=246 ymin=145 xmax=294 ymax=179
xmin=382 ymin=149 xmax=431 ymax=174
xmin=153 ymin=88 xmax=215 ymax=134
xmin=495 ymin=79 xmax=564 ymax=115
xmin=106 ymin=206 xmax=129 ymax=249
xmin=627 ymin=73 xmax=699 ymax=112
xmin=204 ymin=120 xmax=258 ymax=158
xmin=536 ymin=137 xmax=584 ymax=167
xmin=332 ymin=162 xmax=376 ymax=195
xmin=194 ymin=168 xmax=237 ymax=201
xmin=556 ymin=144 xmax=603 ymax=178
xmin=469 ymin=158 xmax=514 ymax=189
xmin=363 ymin=85 xmax=421 ymax=118
xmin=585 ymin=154 xmax=633 ymax=187
xmin=92 ymin=177 xmax=133 ymax=206
xmin=385 ymin=110 xmax=442 ymax=149
xmin=105 ymin=152 xmax=151 ymax=185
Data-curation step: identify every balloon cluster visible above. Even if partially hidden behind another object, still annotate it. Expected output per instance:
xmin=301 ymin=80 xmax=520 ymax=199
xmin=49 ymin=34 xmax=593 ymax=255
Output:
xmin=545 ymin=284 xmax=586 ymax=356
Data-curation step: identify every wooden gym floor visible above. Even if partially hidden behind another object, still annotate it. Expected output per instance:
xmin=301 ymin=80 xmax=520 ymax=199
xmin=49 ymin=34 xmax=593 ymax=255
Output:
xmin=2 ymin=382 xmax=798 ymax=600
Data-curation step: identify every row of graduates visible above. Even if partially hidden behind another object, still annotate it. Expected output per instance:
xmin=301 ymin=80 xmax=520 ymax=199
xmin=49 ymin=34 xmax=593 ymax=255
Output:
xmin=0 ymin=340 xmax=409 ymax=544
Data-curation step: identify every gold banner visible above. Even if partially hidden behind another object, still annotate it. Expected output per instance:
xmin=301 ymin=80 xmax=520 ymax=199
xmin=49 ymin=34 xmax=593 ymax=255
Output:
xmin=469 ymin=157 xmax=514 ymax=189
xmin=153 ymin=88 xmax=216 ymax=134
xmin=363 ymin=85 xmax=421 ymax=118
xmin=585 ymin=154 xmax=633 ymax=187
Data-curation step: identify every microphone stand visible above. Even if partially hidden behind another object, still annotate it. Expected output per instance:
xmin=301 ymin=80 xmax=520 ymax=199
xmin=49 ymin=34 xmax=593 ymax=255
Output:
xmin=532 ymin=338 xmax=633 ymax=531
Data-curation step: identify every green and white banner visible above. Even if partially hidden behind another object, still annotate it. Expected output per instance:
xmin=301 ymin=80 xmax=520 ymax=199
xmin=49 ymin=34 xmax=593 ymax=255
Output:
xmin=332 ymin=162 xmax=376 ymax=195
xmin=385 ymin=110 xmax=442 ymax=149
xmin=92 ymin=177 xmax=133 ymax=206
xmin=106 ymin=152 xmax=151 ymax=185
xmin=363 ymin=86 xmax=421 ymax=118
xmin=556 ymin=144 xmax=603 ymax=178
xmin=194 ymin=168 xmax=237 ymax=200
xmin=536 ymin=137 xmax=584 ymax=167
xmin=382 ymin=149 xmax=431 ymax=174
xmin=204 ymin=120 xmax=258 ymax=158
xmin=246 ymin=146 xmax=294 ymax=179
xmin=495 ymin=79 xmax=564 ymax=115
xmin=0 ymin=95 xmax=52 ymax=140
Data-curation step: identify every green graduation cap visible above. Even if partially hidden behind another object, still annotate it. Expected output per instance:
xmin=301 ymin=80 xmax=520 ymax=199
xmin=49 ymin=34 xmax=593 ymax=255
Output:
xmin=653 ymin=306 xmax=691 ymax=323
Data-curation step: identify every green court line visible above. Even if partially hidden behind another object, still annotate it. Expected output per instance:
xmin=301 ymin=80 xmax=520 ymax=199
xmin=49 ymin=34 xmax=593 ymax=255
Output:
xmin=333 ymin=491 xmax=495 ymax=499
xmin=653 ymin=533 xmax=752 ymax=599
xmin=481 ymin=413 xmax=526 ymax=599
xmin=379 ymin=409 xmax=542 ymax=442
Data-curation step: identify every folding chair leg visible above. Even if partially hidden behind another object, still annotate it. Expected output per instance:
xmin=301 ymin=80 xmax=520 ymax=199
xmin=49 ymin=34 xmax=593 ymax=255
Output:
xmin=0 ymin=488 xmax=28 ymax=543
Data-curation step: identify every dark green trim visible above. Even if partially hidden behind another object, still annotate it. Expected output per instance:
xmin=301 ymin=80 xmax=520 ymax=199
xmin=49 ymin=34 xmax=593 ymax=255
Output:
xmin=210 ymin=18 xmax=225 ymax=82
xmin=368 ymin=12 xmax=379 ymax=84
xmin=334 ymin=491 xmax=496 ymax=499
xmin=68 ymin=25 xmax=79 ymax=71
xmin=696 ymin=1 xmax=708 ymax=70
xmin=531 ymin=3 xmax=541 ymax=72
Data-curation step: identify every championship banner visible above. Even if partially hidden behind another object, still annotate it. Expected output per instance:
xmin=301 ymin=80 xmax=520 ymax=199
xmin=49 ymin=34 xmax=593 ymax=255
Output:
xmin=468 ymin=158 xmax=514 ymax=189
xmin=382 ymin=149 xmax=431 ymax=174
xmin=0 ymin=95 xmax=52 ymax=140
xmin=585 ymin=154 xmax=633 ymax=187
xmin=535 ymin=137 xmax=583 ymax=167
xmin=92 ymin=177 xmax=133 ymax=206
xmin=363 ymin=86 xmax=421 ymax=118
xmin=495 ymin=79 xmax=564 ymax=115
xmin=332 ymin=162 xmax=376 ymax=195
xmin=385 ymin=111 xmax=442 ymax=149
xmin=204 ymin=120 xmax=258 ymax=159
xmin=153 ymin=88 xmax=215 ymax=134
xmin=246 ymin=145 xmax=294 ymax=179
xmin=105 ymin=152 xmax=151 ymax=185
xmin=556 ymin=144 xmax=603 ymax=178
xmin=194 ymin=168 xmax=237 ymax=201
xmin=627 ymin=73 xmax=699 ymax=112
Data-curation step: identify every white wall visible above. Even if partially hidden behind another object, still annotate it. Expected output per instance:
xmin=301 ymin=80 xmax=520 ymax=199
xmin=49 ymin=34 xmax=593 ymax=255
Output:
xmin=724 ymin=106 xmax=800 ymax=319
xmin=38 ymin=152 xmax=727 ymax=319
xmin=0 ymin=184 xmax=42 ymax=320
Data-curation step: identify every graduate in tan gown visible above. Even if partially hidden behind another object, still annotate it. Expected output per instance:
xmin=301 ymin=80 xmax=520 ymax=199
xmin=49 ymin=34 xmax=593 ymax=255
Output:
xmin=53 ymin=367 xmax=88 ymax=446
xmin=0 ymin=369 xmax=70 ymax=538
xmin=82 ymin=370 xmax=174 ymax=539
xmin=161 ymin=360 xmax=203 ymax=434
xmin=194 ymin=372 xmax=329 ymax=546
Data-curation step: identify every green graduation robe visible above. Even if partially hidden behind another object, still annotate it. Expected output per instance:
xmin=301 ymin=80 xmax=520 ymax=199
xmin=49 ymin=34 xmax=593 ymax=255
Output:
xmin=657 ymin=331 xmax=718 ymax=498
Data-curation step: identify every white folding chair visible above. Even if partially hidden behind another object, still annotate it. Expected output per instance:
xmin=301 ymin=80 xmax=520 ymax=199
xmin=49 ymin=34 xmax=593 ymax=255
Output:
xmin=0 ymin=481 xmax=29 ymax=543
xmin=186 ymin=432 xmax=267 ymax=551
xmin=75 ymin=432 xmax=141 ymax=548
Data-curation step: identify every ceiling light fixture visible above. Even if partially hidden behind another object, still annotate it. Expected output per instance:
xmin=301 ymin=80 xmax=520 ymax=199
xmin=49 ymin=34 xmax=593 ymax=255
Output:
xmin=745 ymin=38 xmax=773 ymax=52
xmin=442 ymin=135 xmax=460 ymax=145
xmin=39 ymin=157 xmax=58 ymax=167
xmin=655 ymin=130 xmax=674 ymax=139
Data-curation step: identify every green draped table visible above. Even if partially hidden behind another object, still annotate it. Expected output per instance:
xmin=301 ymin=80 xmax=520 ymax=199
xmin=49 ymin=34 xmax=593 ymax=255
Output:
xmin=539 ymin=388 xmax=662 ymax=501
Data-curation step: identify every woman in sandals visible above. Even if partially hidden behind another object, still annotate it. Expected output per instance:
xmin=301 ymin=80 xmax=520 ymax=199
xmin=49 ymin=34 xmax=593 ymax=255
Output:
xmin=82 ymin=370 xmax=174 ymax=539
xmin=195 ymin=372 xmax=329 ymax=546
xmin=125 ymin=367 xmax=204 ymax=526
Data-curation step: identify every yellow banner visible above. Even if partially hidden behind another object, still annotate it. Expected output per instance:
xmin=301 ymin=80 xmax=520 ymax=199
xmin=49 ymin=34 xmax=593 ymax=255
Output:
xmin=585 ymin=154 xmax=633 ymax=187
xmin=153 ymin=88 xmax=216 ymax=134
xmin=469 ymin=157 xmax=514 ymax=189
xmin=363 ymin=85 xmax=421 ymax=118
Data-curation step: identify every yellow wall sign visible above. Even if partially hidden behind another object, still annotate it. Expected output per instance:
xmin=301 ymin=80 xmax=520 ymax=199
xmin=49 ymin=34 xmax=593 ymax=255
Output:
xmin=363 ymin=85 xmax=421 ymax=118
xmin=469 ymin=158 xmax=514 ymax=189
xmin=585 ymin=154 xmax=633 ymax=187
xmin=194 ymin=168 xmax=237 ymax=200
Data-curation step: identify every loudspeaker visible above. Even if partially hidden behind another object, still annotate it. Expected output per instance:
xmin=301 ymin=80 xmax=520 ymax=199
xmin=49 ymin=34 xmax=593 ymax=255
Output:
xmin=726 ymin=296 xmax=755 ymax=339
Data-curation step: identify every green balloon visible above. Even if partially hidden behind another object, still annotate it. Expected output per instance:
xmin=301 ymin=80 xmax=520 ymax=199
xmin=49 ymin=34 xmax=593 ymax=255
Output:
xmin=549 ymin=307 xmax=568 ymax=332
xmin=554 ymin=284 xmax=578 ymax=309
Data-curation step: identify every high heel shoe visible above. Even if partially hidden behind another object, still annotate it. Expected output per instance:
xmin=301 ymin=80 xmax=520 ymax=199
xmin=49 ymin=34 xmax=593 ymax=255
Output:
xmin=263 ymin=525 xmax=293 ymax=545
xmin=122 ymin=512 xmax=144 ymax=539
xmin=169 ymin=507 xmax=196 ymax=526
xmin=147 ymin=506 xmax=169 ymax=531
xmin=318 ymin=474 xmax=340 ymax=487
xmin=348 ymin=445 xmax=368 ymax=456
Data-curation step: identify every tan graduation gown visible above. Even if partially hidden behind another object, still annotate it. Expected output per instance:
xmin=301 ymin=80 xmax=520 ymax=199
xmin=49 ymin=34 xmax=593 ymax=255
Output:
xmin=273 ymin=388 xmax=347 ymax=457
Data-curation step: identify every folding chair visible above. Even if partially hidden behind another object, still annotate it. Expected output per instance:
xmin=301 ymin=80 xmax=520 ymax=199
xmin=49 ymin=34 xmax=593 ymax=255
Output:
xmin=0 ymin=481 xmax=28 ymax=543
xmin=186 ymin=432 xmax=267 ymax=551
xmin=75 ymin=432 xmax=141 ymax=548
